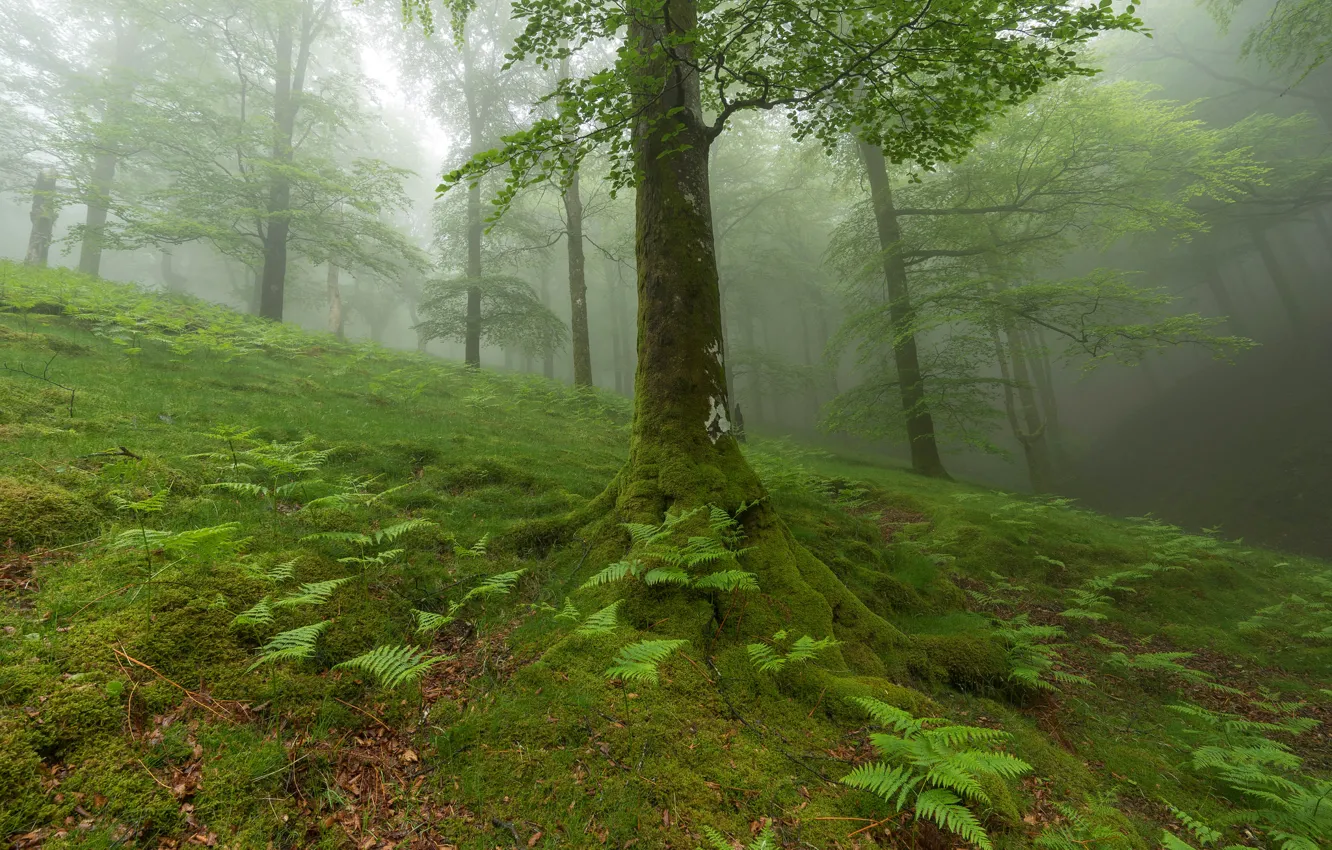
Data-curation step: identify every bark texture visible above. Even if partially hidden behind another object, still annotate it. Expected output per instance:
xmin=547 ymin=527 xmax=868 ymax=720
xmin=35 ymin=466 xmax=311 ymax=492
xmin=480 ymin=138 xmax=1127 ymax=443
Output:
xmin=25 ymin=172 xmax=58 ymax=267
xmin=857 ymin=141 xmax=949 ymax=479
xmin=564 ymin=165 xmax=593 ymax=386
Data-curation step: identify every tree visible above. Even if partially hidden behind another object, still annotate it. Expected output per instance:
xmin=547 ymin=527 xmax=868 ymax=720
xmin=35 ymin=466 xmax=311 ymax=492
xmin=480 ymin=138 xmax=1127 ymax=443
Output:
xmin=416 ymin=273 xmax=568 ymax=357
xmin=399 ymin=0 xmax=1141 ymax=662
xmin=825 ymin=80 xmax=1265 ymax=490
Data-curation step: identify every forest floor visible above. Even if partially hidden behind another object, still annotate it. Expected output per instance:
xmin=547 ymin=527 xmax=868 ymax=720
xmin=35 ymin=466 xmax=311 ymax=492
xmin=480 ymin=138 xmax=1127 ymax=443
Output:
xmin=1 ymin=260 xmax=1329 ymax=850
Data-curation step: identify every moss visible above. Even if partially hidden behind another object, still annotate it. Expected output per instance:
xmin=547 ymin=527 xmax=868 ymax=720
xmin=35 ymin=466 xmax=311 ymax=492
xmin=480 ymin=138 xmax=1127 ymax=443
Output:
xmin=0 ymin=476 xmax=101 ymax=549
xmin=910 ymin=633 xmax=1010 ymax=691
xmin=429 ymin=457 xmax=546 ymax=494
xmin=0 ymin=714 xmax=43 ymax=806
xmin=28 ymin=683 xmax=123 ymax=757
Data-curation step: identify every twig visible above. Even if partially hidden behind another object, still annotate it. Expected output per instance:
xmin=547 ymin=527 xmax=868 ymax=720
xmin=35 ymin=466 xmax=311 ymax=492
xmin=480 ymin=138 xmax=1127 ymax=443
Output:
xmin=79 ymin=446 xmax=143 ymax=460
xmin=332 ymin=695 xmax=392 ymax=731
xmin=491 ymin=817 xmax=520 ymax=846
xmin=135 ymin=757 xmax=172 ymax=791
xmin=807 ymin=686 xmax=826 ymax=719
xmin=110 ymin=644 xmax=227 ymax=719
xmin=2 ymin=353 xmax=75 ymax=416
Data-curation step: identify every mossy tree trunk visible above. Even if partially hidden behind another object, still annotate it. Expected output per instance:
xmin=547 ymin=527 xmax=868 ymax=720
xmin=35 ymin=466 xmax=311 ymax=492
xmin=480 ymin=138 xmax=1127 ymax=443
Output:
xmin=25 ymin=171 xmax=58 ymax=267
xmin=591 ymin=0 xmax=906 ymax=675
xmin=857 ymin=141 xmax=950 ymax=479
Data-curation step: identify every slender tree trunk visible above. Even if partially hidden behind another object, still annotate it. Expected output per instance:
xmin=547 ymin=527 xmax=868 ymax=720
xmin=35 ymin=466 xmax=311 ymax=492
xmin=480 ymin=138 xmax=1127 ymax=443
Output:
xmin=462 ymin=38 xmax=483 ymax=368
xmin=857 ymin=141 xmax=949 ymax=478
xmin=538 ymin=265 xmax=556 ymax=379
xmin=327 ymin=263 xmax=344 ymax=338
xmin=990 ymin=321 xmax=1053 ymax=493
xmin=1249 ymin=223 xmax=1306 ymax=339
xmin=25 ymin=171 xmax=58 ymax=267
xmin=800 ymin=308 xmax=820 ymax=430
xmin=559 ymin=58 xmax=593 ymax=387
xmin=78 ymin=20 xmax=138 ymax=277
xmin=1022 ymin=325 xmax=1066 ymax=470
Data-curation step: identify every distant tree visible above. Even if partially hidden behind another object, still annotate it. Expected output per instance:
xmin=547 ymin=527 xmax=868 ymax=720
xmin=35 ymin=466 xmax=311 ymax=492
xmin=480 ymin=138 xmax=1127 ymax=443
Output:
xmin=415 ymin=274 xmax=567 ymax=358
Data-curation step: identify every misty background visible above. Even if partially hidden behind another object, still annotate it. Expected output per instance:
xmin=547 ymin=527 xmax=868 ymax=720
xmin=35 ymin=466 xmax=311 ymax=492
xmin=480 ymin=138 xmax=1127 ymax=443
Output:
xmin=2 ymin=0 xmax=1329 ymax=556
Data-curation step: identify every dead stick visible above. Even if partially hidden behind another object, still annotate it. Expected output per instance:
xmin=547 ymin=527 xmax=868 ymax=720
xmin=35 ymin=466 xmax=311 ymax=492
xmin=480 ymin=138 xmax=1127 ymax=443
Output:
xmin=111 ymin=645 xmax=227 ymax=719
xmin=332 ymin=696 xmax=392 ymax=731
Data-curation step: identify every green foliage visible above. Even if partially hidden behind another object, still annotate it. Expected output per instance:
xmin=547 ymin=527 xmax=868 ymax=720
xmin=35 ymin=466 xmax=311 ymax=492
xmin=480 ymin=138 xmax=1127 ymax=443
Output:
xmin=247 ymin=620 xmax=331 ymax=671
xmin=1169 ymin=702 xmax=1315 ymax=775
xmin=1034 ymin=802 xmax=1123 ymax=850
xmin=333 ymin=644 xmax=447 ymax=690
xmin=414 ymin=570 xmax=526 ymax=635
xmin=996 ymin=616 xmax=1093 ymax=693
xmin=274 ymin=578 xmax=353 ymax=608
xmin=231 ymin=598 xmax=274 ymax=628
xmin=581 ymin=506 xmax=758 ymax=593
xmin=301 ymin=519 xmax=438 ymax=548
xmin=841 ymin=698 xmax=1032 ymax=850
xmin=1239 ymin=577 xmax=1332 ymax=643
xmin=746 ymin=630 xmax=839 ymax=674
xmin=416 ymin=275 xmax=567 ymax=358
xmin=1104 ymin=651 xmax=1229 ymax=691
xmin=603 ymin=639 xmax=687 ymax=684
xmin=1061 ymin=564 xmax=1179 ymax=621
xmin=699 ymin=826 xmax=777 ymax=850
xmin=574 ymin=601 xmax=621 ymax=636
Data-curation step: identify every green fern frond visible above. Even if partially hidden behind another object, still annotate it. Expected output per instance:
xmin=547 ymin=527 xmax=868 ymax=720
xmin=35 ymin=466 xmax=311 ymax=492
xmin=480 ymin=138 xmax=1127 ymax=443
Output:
xmin=247 ymin=620 xmax=330 ymax=670
xmin=581 ymin=559 xmax=644 ymax=589
xmin=746 ymin=642 xmax=785 ymax=673
xmin=555 ymin=598 xmax=581 ymax=622
xmin=373 ymin=519 xmax=436 ymax=545
xmin=692 ymin=570 xmax=759 ymax=592
xmin=334 ymin=644 xmax=447 ymax=689
xmin=300 ymin=530 xmax=373 ymax=545
xmin=274 ymin=577 xmax=352 ymax=607
xmin=111 ymin=490 xmax=169 ymax=514
xmin=111 ymin=529 xmax=173 ymax=551
xmin=842 ymin=763 xmax=920 ymax=811
xmin=459 ymin=569 xmax=525 ymax=604
xmin=231 ymin=598 xmax=273 ymax=627
xmin=414 ymin=604 xmax=460 ymax=635
xmin=915 ymin=788 xmax=991 ymax=850
xmin=204 ymin=481 xmax=268 ymax=499
xmin=603 ymin=639 xmax=687 ymax=683
xmin=700 ymin=826 xmax=776 ymax=850
xmin=576 ymin=601 xmax=620 ymax=635
xmin=642 ymin=567 xmax=692 ymax=586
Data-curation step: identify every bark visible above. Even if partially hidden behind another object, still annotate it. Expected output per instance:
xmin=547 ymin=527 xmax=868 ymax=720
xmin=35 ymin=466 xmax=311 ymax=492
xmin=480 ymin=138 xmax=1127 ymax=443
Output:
xmin=327 ymin=263 xmax=344 ymax=338
xmin=161 ymin=251 xmax=187 ymax=293
xmin=462 ymin=37 xmax=483 ymax=368
xmin=1249 ymin=223 xmax=1307 ymax=339
xmin=78 ymin=20 xmax=138 ymax=277
xmin=1199 ymin=248 xmax=1246 ymax=337
xmin=560 ymin=58 xmax=593 ymax=387
xmin=24 ymin=171 xmax=58 ymax=267
xmin=857 ymin=141 xmax=949 ymax=478
xmin=562 ymin=0 xmax=908 ymax=680
xmin=259 ymin=2 xmax=323 ymax=321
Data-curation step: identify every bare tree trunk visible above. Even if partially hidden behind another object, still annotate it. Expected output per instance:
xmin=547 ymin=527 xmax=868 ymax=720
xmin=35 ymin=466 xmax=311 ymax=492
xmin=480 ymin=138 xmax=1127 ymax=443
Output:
xmin=857 ymin=141 xmax=949 ymax=478
xmin=990 ymin=321 xmax=1052 ymax=493
xmin=259 ymin=2 xmax=325 ymax=321
xmin=327 ymin=263 xmax=344 ymax=337
xmin=1022 ymin=325 xmax=1066 ymax=470
xmin=78 ymin=19 xmax=138 ymax=277
xmin=25 ymin=171 xmax=58 ymax=267
xmin=462 ymin=37 xmax=483 ymax=368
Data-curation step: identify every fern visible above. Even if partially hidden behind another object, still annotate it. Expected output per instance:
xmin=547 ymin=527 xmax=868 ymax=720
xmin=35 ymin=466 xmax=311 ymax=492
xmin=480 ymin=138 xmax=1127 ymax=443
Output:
xmin=581 ymin=559 xmax=645 ymax=589
xmin=338 ymin=548 xmax=405 ymax=568
xmin=692 ymin=570 xmax=759 ymax=592
xmin=700 ymin=825 xmax=776 ymax=850
xmin=576 ymin=601 xmax=621 ymax=635
xmin=747 ymin=630 xmax=839 ymax=673
xmin=1106 ymin=651 xmax=1226 ymax=689
xmin=110 ymin=490 xmax=169 ymax=515
xmin=840 ymin=698 xmax=1033 ymax=850
xmin=231 ymin=597 xmax=274 ymax=627
xmin=1033 ymin=802 xmax=1121 ymax=850
xmin=458 ymin=569 xmax=525 ymax=605
xmin=244 ymin=557 xmax=297 ymax=584
xmin=334 ymin=644 xmax=447 ymax=689
xmin=454 ymin=533 xmax=489 ymax=558
xmin=274 ymin=577 xmax=352 ymax=607
xmin=603 ymin=639 xmax=687 ymax=683
xmin=554 ymin=598 xmax=581 ymax=622
xmin=248 ymin=620 xmax=330 ymax=670
xmin=414 ymin=605 xmax=461 ymax=635
xmin=997 ymin=616 xmax=1092 ymax=692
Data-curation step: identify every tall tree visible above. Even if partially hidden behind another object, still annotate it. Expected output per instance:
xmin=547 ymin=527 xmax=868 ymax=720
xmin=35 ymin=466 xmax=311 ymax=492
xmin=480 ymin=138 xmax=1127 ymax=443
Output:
xmin=403 ymin=0 xmax=1140 ymax=659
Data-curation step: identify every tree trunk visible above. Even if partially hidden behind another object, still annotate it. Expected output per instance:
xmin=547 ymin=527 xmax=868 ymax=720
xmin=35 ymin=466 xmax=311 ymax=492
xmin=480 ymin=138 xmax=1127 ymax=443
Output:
xmin=462 ymin=37 xmax=483 ymax=368
xmin=559 ymin=59 xmax=593 ymax=387
xmin=1022 ymin=325 xmax=1066 ymax=471
xmin=327 ymin=263 xmax=344 ymax=338
xmin=990 ymin=321 xmax=1053 ymax=493
xmin=161 ymin=251 xmax=187 ymax=293
xmin=1249 ymin=224 xmax=1306 ymax=339
xmin=857 ymin=141 xmax=949 ymax=479
xmin=78 ymin=19 xmax=138 ymax=278
xmin=25 ymin=171 xmax=58 ymax=267
xmin=607 ymin=258 xmax=627 ymax=395
xmin=259 ymin=1 xmax=323 ymax=321
xmin=800 ymin=308 xmax=820 ymax=430
xmin=590 ymin=0 xmax=905 ymax=676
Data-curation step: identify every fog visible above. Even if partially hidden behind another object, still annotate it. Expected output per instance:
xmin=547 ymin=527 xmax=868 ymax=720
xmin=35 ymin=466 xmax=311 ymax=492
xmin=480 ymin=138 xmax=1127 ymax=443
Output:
xmin=3 ymin=0 xmax=1329 ymax=555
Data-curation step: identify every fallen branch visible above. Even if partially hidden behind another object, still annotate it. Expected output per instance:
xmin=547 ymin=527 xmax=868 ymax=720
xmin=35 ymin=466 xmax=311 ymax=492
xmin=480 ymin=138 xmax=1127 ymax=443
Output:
xmin=110 ymin=644 xmax=228 ymax=719
xmin=2 ymin=353 xmax=75 ymax=416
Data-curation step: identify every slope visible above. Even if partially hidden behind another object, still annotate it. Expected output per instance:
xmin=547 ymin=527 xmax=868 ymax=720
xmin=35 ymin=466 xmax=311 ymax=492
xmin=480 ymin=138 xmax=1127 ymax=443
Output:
xmin=0 ymin=261 xmax=1329 ymax=850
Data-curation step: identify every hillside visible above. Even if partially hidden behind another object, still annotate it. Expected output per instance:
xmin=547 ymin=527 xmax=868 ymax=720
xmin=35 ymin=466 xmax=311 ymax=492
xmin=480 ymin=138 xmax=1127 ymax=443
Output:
xmin=1 ymin=261 xmax=1329 ymax=850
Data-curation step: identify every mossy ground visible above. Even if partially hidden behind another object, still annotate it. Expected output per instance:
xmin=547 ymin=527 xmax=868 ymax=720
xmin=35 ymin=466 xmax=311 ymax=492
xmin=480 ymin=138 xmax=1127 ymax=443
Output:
xmin=0 ymin=261 xmax=1329 ymax=849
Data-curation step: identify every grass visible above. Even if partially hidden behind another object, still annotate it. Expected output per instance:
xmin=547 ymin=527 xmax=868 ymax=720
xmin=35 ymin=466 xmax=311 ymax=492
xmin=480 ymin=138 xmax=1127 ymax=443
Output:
xmin=1 ymin=260 xmax=1329 ymax=849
